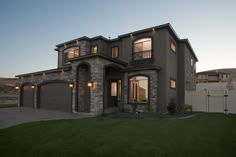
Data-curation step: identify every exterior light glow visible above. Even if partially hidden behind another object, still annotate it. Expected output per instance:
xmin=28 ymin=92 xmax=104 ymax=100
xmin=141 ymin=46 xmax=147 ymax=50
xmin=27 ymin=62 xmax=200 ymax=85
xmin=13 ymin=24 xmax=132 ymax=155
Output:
xmin=15 ymin=86 xmax=19 ymax=90
xmin=31 ymin=85 xmax=35 ymax=89
xmin=88 ymin=82 xmax=92 ymax=87
xmin=69 ymin=83 xmax=74 ymax=88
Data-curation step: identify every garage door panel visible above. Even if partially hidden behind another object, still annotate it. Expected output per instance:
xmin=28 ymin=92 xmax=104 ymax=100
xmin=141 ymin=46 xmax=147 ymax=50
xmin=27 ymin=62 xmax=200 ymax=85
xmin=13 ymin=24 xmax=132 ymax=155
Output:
xmin=22 ymin=85 xmax=34 ymax=107
xmin=39 ymin=82 xmax=71 ymax=112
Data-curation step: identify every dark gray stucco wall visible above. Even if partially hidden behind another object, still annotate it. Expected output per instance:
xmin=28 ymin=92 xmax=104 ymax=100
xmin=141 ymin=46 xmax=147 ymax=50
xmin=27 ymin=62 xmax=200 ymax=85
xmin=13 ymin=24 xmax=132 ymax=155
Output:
xmin=177 ymin=43 xmax=185 ymax=106
xmin=184 ymin=44 xmax=196 ymax=91
xmin=165 ymin=32 xmax=178 ymax=108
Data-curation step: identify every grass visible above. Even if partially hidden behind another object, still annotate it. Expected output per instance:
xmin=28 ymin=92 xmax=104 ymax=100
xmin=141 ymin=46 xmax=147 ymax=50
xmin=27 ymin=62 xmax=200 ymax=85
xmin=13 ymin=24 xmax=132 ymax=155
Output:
xmin=0 ymin=113 xmax=235 ymax=157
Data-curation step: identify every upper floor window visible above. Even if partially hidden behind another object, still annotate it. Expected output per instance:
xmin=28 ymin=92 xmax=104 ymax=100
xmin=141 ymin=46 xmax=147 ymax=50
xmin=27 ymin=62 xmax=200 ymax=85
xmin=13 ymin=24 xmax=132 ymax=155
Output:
xmin=111 ymin=47 xmax=119 ymax=58
xmin=170 ymin=41 xmax=176 ymax=53
xmin=64 ymin=47 xmax=80 ymax=60
xmin=133 ymin=38 xmax=152 ymax=60
xmin=191 ymin=58 xmax=194 ymax=67
xmin=129 ymin=76 xmax=149 ymax=103
xmin=91 ymin=45 xmax=97 ymax=54
xmin=191 ymin=58 xmax=196 ymax=71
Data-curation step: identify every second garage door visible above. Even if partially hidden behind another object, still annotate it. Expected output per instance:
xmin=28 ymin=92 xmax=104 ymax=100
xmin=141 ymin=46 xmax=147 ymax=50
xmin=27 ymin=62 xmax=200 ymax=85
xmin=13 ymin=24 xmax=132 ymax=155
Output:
xmin=39 ymin=82 xmax=72 ymax=112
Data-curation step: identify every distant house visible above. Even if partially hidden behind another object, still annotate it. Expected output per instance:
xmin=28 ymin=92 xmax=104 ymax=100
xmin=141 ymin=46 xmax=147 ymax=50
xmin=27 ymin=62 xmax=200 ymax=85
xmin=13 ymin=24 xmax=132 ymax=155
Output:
xmin=196 ymin=68 xmax=236 ymax=83
xmin=16 ymin=23 xmax=198 ymax=114
xmin=196 ymin=71 xmax=230 ymax=83
xmin=196 ymin=69 xmax=236 ymax=91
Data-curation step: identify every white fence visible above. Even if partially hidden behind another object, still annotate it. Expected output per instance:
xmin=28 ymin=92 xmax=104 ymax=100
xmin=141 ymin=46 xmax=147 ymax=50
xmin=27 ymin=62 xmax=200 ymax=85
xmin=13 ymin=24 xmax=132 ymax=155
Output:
xmin=185 ymin=90 xmax=236 ymax=114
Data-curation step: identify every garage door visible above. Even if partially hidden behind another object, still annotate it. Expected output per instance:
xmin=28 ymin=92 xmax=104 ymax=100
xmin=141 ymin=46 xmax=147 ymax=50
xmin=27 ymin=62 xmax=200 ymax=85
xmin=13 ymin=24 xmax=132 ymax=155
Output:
xmin=21 ymin=84 xmax=34 ymax=107
xmin=39 ymin=82 xmax=72 ymax=112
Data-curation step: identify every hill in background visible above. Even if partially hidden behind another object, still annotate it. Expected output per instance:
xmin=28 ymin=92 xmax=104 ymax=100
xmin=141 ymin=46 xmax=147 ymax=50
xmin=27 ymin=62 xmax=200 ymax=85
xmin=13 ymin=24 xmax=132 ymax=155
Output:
xmin=0 ymin=78 xmax=18 ymax=95
xmin=0 ymin=78 xmax=18 ymax=107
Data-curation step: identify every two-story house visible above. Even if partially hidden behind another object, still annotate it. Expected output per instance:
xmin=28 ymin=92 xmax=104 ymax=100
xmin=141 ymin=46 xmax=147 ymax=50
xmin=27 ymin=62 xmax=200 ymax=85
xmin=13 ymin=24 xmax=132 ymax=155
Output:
xmin=196 ymin=70 xmax=231 ymax=83
xmin=16 ymin=23 xmax=198 ymax=114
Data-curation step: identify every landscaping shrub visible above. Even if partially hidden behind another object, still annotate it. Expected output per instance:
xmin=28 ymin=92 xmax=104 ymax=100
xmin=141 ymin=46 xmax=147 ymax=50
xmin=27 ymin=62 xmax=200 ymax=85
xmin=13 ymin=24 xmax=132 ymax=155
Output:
xmin=131 ymin=104 xmax=137 ymax=112
xmin=167 ymin=98 xmax=176 ymax=115
xmin=145 ymin=104 xmax=154 ymax=112
xmin=180 ymin=104 xmax=192 ymax=113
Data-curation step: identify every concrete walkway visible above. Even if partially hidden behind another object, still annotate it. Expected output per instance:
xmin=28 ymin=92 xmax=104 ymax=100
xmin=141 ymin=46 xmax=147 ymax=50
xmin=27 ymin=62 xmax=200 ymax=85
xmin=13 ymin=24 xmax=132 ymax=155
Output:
xmin=0 ymin=107 xmax=95 ymax=129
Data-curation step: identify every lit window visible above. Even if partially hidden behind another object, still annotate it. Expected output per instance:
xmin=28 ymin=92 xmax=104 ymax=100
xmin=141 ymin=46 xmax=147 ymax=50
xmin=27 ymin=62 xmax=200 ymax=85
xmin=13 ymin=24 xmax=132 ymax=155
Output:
xmin=91 ymin=45 xmax=97 ymax=54
xmin=129 ymin=76 xmax=148 ymax=103
xmin=133 ymin=38 xmax=152 ymax=60
xmin=170 ymin=79 xmax=176 ymax=89
xmin=111 ymin=47 xmax=118 ymax=58
xmin=111 ymin=82 xmax=117 ymax=96
xmin=170 ymin=41 xmax=176 ymax=53
xmin=64 ymin=47 xmax=80 ymax=60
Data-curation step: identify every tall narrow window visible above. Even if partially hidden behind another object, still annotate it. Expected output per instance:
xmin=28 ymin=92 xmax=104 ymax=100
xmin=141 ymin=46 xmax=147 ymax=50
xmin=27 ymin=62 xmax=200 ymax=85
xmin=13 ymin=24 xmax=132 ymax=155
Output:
xmin=111 ymin=82 xmax=117 ymax=96
xmin=129 ymin=76 xmax=148 ymax=103
xmin=170 ymin=79 xmax=176 ymax=89
xmin=111 ymin=47 xmax=118 ymax=58
xmin=91 ymin=45 xmax=97 ymax=54
xmin=133 ymin=38 xmax=152 ymax=60
xmin=170 ymin=41 xmax=176 ymax=53
xmin=191 ymin=58 xmax=194 ymax=67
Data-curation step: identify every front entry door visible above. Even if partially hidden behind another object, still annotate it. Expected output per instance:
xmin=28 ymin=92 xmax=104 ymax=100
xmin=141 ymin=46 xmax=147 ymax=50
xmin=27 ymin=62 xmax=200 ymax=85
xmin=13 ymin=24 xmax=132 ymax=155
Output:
xmin=109 ymin=80 xmax=121 ymax=107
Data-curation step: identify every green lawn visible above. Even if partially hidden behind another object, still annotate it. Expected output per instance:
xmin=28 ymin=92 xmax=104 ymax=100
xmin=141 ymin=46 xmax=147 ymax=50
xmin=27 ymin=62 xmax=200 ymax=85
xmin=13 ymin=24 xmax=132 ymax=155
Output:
xmin=0 ymin=113 xmax=235 ymax=157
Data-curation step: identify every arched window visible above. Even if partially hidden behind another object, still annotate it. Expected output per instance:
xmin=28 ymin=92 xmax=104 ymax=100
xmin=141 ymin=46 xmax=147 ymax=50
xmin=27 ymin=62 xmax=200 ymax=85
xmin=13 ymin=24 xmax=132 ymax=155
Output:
xmin=133 ymin=38 xmax=152 ymax=60
xmin=64 ymin=47 xmax=80 ymax=60
xmin=129 ymin=76 xmax=149 ymax=103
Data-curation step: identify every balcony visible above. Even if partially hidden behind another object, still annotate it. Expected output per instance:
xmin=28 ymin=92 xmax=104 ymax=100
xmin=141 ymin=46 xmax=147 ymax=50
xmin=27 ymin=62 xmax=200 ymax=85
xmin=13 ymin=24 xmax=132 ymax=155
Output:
xmin=132 ymin=50 xmax=153 ymax=65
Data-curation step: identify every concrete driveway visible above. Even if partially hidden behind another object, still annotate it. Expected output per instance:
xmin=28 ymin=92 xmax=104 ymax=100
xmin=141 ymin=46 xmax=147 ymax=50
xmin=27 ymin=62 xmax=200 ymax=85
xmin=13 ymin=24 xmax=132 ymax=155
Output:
xmin=0 ymin=107 xmax=95 ymax=129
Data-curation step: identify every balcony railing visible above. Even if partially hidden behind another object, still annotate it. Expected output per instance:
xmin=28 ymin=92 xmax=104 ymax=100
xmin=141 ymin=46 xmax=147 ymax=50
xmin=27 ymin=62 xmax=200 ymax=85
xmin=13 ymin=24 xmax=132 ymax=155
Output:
xmin=132 ymin=50 xmax=153 ymax=64
xmin=133 ymin=50 xmax=152 ymax=60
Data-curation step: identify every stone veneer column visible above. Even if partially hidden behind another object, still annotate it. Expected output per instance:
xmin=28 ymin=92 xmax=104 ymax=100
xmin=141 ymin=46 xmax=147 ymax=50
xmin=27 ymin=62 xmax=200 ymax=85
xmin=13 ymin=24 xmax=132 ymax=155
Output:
xmin=33 ymin=86 xmax=37 ymax=108
xmin=90 ymin=59 xmax=104 ymax=115
xmin=71 ymin=86 xmax=76 ymax=113
xmin=17 ymin=89 xmax=21 ymax=107
xmin=123 ymin=72 xmax=128 ymax=105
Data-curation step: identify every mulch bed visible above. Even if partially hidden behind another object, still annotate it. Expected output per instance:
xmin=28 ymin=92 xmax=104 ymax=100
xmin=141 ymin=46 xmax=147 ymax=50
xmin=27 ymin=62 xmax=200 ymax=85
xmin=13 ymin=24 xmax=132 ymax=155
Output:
xmin=104 ymin=112 xmax=203 ymax=120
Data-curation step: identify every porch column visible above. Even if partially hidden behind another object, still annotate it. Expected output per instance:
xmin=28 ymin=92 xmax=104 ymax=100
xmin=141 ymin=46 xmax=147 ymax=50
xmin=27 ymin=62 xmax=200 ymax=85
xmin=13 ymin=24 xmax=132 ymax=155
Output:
xmin=90 ymin=61 xmax=104 ymax=115
xmin=71 ymin=85 xmax=76 ymax=113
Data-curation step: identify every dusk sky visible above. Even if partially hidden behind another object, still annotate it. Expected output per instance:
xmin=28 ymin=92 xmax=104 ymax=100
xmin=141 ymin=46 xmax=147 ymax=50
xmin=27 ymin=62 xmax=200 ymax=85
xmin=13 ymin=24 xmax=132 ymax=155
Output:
xmin=0 ymin=0 xmax=236 ymax=77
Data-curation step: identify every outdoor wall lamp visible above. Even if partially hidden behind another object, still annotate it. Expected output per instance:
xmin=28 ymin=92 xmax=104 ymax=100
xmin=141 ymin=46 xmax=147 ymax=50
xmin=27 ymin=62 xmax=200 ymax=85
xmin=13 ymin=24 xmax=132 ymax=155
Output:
xmin=15 ymin=86 xmax=19 ymax=90
xmin=31 ymin=85 xmax=35 ymax=89
xmin=87 ymin=82 xmax=93 ymax=87
xmin=88 ymin=81 xmax=96 ymax=89
xmin=69 ymin=83 xmax=74 ymax=88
